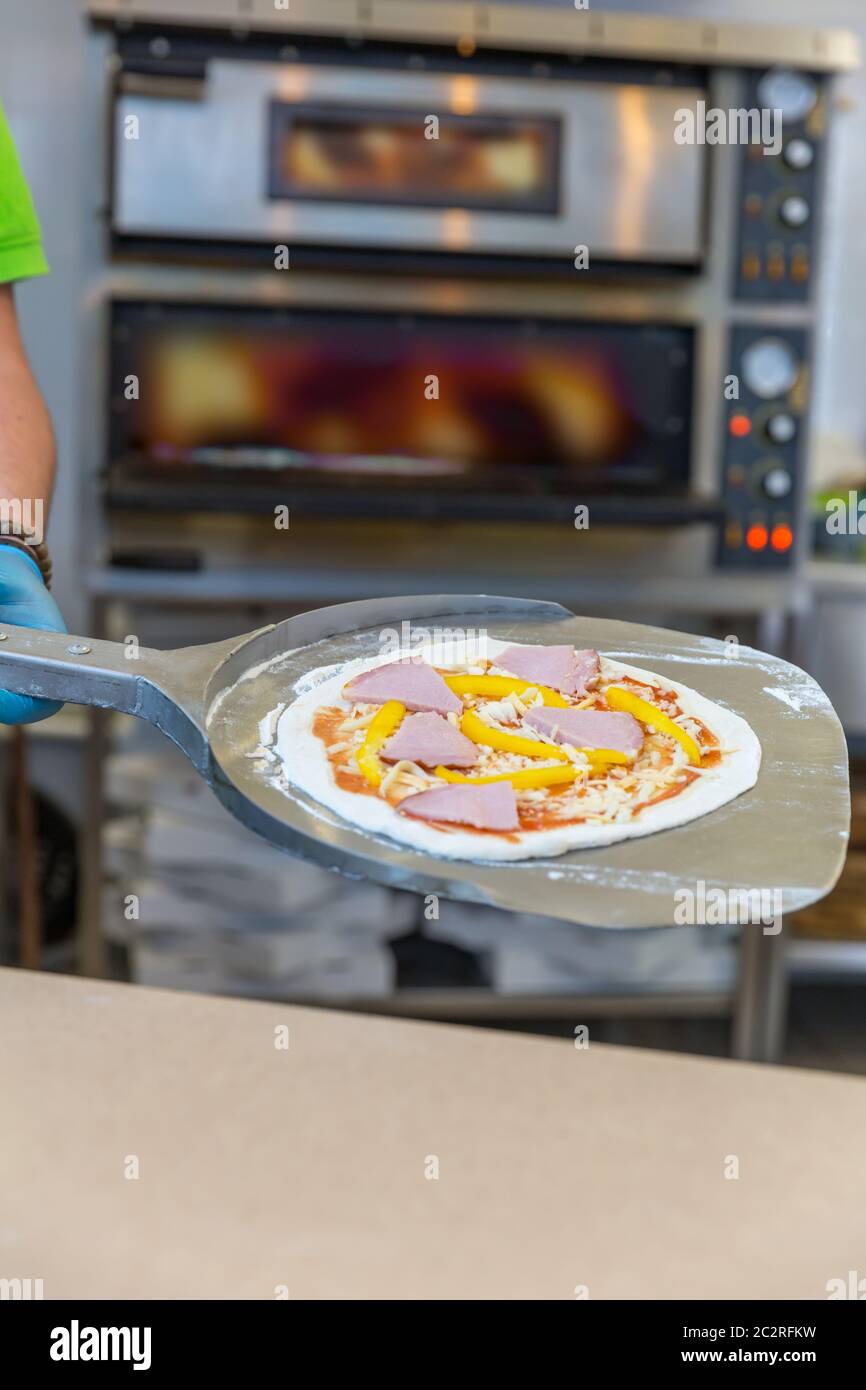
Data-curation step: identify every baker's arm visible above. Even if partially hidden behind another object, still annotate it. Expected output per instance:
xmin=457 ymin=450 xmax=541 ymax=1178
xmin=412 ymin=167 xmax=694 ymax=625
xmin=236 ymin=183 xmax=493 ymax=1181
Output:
xmin=0 ymin=283 xmax=54 ymax=508
xmin=0 ymin=284 xmax=65 ymax=723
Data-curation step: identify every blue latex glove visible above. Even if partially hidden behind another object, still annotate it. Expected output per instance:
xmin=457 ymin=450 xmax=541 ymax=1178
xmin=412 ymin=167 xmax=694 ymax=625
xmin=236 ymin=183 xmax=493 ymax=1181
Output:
xmin=0 ymin=547 xmax=66 ymax=724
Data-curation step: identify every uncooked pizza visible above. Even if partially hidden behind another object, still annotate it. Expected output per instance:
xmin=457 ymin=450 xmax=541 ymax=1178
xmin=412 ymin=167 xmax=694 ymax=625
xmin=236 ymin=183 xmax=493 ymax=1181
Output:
xmin=274 ymin=637 xmax=761 ymax=861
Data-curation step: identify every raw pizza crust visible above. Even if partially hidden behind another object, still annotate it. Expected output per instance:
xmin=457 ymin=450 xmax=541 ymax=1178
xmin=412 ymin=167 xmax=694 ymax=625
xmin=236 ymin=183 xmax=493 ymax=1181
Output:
xmin=274 ymin=637 xmax=762 ymax=862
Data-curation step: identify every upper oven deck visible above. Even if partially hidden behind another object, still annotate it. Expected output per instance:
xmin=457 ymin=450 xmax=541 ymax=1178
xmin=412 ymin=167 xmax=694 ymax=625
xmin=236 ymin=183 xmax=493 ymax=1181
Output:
xmin=111 ymin=54 xmax=706 ymax=267
xmin=93 ymin=0 xmax=858 ymax=284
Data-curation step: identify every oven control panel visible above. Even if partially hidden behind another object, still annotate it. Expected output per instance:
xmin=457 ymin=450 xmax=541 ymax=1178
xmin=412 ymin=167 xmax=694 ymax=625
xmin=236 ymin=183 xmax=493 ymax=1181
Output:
xmin=718 ymin=326 xmax=807 ymax=569
xmin=734 ymin=69 xmax=826 ymax=302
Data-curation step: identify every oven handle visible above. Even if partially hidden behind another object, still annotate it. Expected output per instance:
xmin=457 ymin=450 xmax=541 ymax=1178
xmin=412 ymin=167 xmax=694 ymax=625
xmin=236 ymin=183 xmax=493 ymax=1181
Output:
xmin=572 ymin=496 xmax=727 ymax=527
xmin=118 ymin=70 xmax=207 ymax=101
xmin=104 ymin=479 xmax=729 ymax=529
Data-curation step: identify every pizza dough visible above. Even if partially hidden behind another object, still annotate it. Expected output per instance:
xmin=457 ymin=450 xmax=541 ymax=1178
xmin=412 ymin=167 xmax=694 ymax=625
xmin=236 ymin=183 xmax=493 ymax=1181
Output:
xmin=272 ymin=636 xmax=761 ymax=862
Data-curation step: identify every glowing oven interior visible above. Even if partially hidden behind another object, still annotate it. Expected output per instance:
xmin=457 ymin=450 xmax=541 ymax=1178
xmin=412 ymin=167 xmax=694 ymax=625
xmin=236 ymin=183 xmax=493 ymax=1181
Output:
xmin=268 ymin=104 xmax=561 ymax=212
xmin=110 ymin=306 xmax=693 ymax=497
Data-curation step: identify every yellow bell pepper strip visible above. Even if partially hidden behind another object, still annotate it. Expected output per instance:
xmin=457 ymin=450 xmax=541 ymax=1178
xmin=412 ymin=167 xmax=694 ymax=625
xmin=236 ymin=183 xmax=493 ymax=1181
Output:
xmin=355 ymin=700 xmax=406 ymax=787
xmin=443 ymin=674 xmax=568 ymax=708
xmin=605 ymin=685 xmax=702 ymax=767
xmin=459 ymin=709 xmax=629 ymax=768
xmin=460 ymin=708 xmax=570 ymax=760
xmin=431 ymin=761 xmax=623 ymax=788
xmin=434 ymin=763 xmax=581 ymax=789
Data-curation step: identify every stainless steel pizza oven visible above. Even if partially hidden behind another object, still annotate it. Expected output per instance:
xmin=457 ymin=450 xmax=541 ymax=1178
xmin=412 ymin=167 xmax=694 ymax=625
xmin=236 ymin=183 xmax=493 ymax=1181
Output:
xmin=89 ymin=1 xmax=857 ymax=575
xmin=111 ymin=47 xmax=705 ymax=268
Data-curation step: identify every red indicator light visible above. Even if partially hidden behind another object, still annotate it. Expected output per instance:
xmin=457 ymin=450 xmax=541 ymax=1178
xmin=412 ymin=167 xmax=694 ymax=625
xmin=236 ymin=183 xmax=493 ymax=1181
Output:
xmin=729 ymin=414 xmax=751 ymax=437
xmin=746 ymin=524 xmax=769 ymax=551
xmin=771 ymin=524 xmax=794 ymax=552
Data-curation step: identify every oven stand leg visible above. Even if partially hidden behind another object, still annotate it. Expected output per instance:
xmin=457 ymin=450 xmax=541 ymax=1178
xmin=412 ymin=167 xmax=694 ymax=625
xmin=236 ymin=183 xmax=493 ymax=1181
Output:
xmin=756 ymin=609 xmax=788 ymax=658
xmin=732 ymin=920 xmax=789 ymax=1063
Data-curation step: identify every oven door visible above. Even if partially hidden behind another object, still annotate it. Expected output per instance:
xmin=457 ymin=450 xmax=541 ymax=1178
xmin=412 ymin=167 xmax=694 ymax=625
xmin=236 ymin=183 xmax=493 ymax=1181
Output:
xmin=106 ymin=299 xmax=696 ymax=521
xmin=112 ymin=60 xmax=706 ymax=265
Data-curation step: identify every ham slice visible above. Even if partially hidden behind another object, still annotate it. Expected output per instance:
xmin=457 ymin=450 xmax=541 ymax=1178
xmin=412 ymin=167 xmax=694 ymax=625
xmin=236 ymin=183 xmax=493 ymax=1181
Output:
xmin=381 ymin=712 xmax=478 ymax=768
xmin=399 ymin=781 xmax=519 ymax=831
xmin=524 ymin=706 xmax=644 ymax=758
xmin=343 ymin=659 xmax=461 ymax=715
xmin=495 ymin=644 xmax=600 ymax=696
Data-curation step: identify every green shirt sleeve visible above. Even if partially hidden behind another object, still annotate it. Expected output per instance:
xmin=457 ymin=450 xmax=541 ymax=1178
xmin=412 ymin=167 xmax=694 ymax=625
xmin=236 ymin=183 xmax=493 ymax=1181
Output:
xmin=0 ymin=102 xmax=48 ymax=283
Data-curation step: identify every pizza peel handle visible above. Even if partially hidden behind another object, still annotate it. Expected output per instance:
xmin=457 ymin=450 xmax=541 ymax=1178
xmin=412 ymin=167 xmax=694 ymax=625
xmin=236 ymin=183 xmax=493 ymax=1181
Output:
xmin=0 ymin=621 xmax=270 ymax=775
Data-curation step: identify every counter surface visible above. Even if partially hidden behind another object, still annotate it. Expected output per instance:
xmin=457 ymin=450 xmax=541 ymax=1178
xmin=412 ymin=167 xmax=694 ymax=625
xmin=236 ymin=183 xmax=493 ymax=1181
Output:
xmin=1 ymin=967 xmax=863 ymax=1300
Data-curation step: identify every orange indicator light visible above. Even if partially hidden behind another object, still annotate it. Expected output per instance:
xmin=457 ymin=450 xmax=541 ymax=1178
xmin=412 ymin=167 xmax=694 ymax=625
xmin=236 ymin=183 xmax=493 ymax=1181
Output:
xmin=746 ymin=524 xmax=769 ymax=551
xmin=771 ymin=524 xmax=794 ymax=552
xmin=729 ymin=414 xmax=751 ymax=437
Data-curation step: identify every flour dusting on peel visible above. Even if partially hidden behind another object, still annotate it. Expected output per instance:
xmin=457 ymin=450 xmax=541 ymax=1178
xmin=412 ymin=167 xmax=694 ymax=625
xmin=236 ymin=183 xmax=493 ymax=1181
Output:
xmin=763 ymin=683 xmax=830 ymax=715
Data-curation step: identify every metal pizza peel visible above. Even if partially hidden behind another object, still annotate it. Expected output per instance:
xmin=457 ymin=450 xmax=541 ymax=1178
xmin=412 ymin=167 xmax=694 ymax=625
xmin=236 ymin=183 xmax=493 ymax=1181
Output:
xmin=0 ymin=594 xmax=849 ymax=928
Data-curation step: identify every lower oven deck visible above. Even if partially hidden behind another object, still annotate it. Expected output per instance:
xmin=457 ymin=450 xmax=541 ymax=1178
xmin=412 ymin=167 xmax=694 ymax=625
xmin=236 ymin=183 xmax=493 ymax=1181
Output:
xmin=102 ymin=294 xmax=807 ymax=576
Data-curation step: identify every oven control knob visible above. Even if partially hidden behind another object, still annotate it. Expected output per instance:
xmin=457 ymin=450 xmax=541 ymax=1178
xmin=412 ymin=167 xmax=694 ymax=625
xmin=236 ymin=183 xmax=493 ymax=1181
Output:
xmin=766 ymin=412 xmax=797 ymax=444
xmin=779 ymin=195 xmax=810 ymax=228
xmin=784 ymin=138 xmax=814 ymax=171
xmin=762 ymin=466 xmax=793 ymax=500
xmin=741 ymin=337 xmax=799 ymax=399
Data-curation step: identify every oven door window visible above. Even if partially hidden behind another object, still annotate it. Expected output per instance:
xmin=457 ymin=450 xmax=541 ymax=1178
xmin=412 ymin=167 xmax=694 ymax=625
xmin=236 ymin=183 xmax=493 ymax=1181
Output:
xmin=268 ymin=103 xmax=561 ymax=214
xmin=109 ymin=305 xmax=693 ymax=502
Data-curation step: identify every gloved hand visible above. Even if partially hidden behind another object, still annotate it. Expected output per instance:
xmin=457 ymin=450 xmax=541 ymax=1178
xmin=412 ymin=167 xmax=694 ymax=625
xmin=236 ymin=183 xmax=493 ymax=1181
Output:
xmin=0 ymin=546 xmax=66 ymax=724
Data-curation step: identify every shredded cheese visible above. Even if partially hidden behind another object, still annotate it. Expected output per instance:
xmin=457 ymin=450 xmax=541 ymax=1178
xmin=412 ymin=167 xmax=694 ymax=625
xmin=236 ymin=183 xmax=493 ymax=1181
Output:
xmin=338 ymin=711 xmax=376 ymax=732
xmin=380 ymin=758 xmax=429 ymax=795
